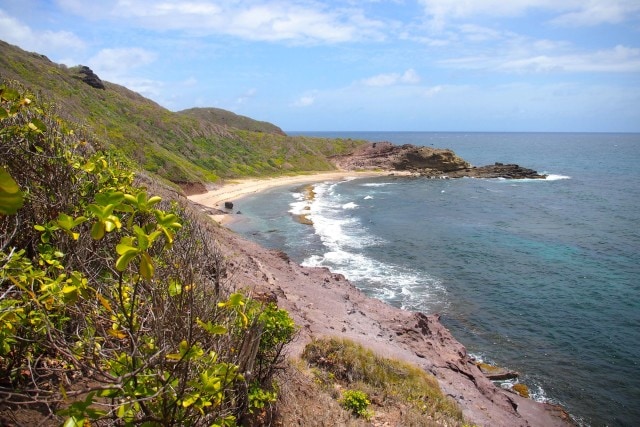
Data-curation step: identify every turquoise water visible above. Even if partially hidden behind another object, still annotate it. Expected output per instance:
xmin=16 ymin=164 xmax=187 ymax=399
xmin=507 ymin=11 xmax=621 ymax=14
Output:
xmin=229 ymin=133 xmax=640 ymax=426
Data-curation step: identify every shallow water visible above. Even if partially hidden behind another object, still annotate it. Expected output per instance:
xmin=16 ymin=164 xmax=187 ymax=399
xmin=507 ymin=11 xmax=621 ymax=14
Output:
xmin=230 ymin=132 xmax=640 ymax=426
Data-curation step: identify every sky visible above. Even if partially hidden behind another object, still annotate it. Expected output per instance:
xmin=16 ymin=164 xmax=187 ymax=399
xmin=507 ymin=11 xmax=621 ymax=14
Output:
xmin=1 ymin=0 xmax=639 ymax=132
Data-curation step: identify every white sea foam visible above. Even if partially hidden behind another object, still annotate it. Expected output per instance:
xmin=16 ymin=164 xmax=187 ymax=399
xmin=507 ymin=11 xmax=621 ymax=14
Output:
xmin=529 ymin=383 xmax=550 ymax=403
xmin=491 ymin=174 xmax=571 ymax=183
xmin=361 ymin=182 xmax=394 ymax=187
xmin=545 ymin=174 xmax=571 ymax=181
xmin=302 ymin=247 xmax=445 ymax=311
xmin=301 ymin=181 xmax=448 ymax=312
xmin=364 ymin=195 xmax=373 ymax=200
xmin=288 ymin=200 xmax=310 ymax=215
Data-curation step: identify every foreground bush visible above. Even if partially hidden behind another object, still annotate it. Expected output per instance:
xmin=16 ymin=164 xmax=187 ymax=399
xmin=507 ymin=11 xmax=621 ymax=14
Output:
xmin=0 ymin=82 xmax=295 ymax=426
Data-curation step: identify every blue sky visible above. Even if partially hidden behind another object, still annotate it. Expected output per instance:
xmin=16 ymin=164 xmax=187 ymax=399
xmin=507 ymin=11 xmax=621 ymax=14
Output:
xmin=1 ymin=0 xmax=639 ymax=132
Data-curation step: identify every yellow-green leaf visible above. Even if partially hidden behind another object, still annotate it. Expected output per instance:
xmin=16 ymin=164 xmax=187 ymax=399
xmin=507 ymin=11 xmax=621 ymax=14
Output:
xmin=115 ymin=251 xmax=138 ymax=272
xmin=91 ymin=222 xmax=105 ymax=240
xmin=0 ymin=168 xmax=24 ymax=215
xmin=97 ymin=293 xmax=113 ymax=312
xmin=62 ymin=416 xmax=83 ymax=427
xmin=139 ymin=252 xmax=154 ymax=279
xmin=182 ymin=393 xmax=200 ymax=408
xmin=108 ymin=329 xmax=127 ymax=339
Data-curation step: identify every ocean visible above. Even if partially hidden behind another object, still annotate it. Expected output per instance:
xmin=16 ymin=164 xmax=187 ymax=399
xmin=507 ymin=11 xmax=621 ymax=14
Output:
xmin=228 ymin=132 xmax=640 ymax=426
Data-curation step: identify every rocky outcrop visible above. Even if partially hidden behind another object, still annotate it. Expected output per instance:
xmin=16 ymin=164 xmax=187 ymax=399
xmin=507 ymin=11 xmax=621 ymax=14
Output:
xmin=445 ymin=163 xmax=547 ymax=179
xmin=72 ymin=66 xmax=105 ymax=90
xmin=332 ymin=141 xmax=470 ymax=172
xmin=333 ymin=142 xmax=547 ymax=179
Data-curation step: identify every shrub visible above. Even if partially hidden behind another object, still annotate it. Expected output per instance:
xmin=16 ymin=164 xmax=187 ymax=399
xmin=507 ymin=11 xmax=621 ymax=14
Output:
xmin=340 ymin=389 xmax=372 ymax=420
xmin=0 ymin=81 xmax=296 ymax=426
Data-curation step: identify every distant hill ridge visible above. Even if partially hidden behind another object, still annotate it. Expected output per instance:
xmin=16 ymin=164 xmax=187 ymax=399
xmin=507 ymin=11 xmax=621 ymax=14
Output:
xmin=0 ymin=39 xmax=365 ymax=185
xmin=179 ymin=107 xmax=285 ymax=135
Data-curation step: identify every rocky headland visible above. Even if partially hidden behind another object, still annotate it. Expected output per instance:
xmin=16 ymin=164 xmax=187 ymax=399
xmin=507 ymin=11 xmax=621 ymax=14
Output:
xmin=332 ymin=141 xmax=547 ymax=179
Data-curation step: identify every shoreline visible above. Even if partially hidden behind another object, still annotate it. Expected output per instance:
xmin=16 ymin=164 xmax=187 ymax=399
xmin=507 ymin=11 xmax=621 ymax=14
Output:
xmin=188 ymin=171 xmax=575 ymax=426
xmin=188 ymin=170 xmax=405 ymax=225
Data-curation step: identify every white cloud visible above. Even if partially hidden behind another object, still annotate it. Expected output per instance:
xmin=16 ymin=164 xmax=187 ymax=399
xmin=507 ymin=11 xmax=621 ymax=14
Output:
xmin=182 ymin=77 xmax=198 ymax=87
xmin=459 ymin=24 xmax=503 ymax=42
xmin=400 ymin=69 xmax=421 ymax=84
xmin=551 ymin=1 xmax=638 ymax=26
xmin=88 ymin=47 xmax=157 ymax=78
xmin=418 ymin=0 xmax=640 ymax=27
xmin=57 ymin=1 xmax=386 ymax=44
xmin=236 ymin=88 xmax=257 ymax=105
xmin=293 ymin=92 xmax=317 ymax=107
xmin=441 ymin=45 xmax=640 ymax=73
xmin=424 ymin=85 xmax=443 ymax=97
xmin=0 ymin=9 xmax=85 ymax=58
xmin=115 ymin=77 xmax=164 ymax=100
xmin=362 ymin=68 xmax=422 ymax=86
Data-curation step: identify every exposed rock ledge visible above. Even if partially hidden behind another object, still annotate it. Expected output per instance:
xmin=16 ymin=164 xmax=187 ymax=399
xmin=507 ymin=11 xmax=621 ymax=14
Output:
xmin=332 ymin=141 xmax=547 ymax=179
xmin=212 ymin=223 xmax=575 ymax=427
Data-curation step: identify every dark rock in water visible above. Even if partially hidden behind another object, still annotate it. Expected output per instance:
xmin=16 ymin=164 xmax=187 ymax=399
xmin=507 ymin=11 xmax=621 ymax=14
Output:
xmin=475 ymin=362 xmax=520 ymax=381
xmin=73 ymin=66 xmax=105 ymax=90
xmin=224 ymin=201 xmax=234 ymax=209
xmin=512 ymin=383 xmax=530 ymax=398
xmin=449 ymin=163 xmax=547 ymax=179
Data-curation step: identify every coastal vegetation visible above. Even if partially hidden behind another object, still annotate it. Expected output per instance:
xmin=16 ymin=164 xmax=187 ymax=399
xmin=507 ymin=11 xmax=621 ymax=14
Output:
xmin=0 ymin=82 xmax=296 ymax=425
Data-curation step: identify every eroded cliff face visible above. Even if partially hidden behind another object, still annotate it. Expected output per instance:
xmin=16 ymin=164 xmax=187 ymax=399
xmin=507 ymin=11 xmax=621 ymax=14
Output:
xmin=332 ymin=141 xmax=547 ymax=179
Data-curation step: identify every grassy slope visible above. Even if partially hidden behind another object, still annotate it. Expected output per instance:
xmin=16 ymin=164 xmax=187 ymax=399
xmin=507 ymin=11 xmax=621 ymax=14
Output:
xmin=0 ymin=40 xmax=365 ymax=184
xmin=178 ymin=107 xmax=285 ymax=135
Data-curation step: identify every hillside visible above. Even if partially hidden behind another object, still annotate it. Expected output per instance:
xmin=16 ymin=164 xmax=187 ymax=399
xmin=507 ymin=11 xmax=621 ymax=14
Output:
xmin=0 ymin=40 xmax=365 ymax=185
xmin=178 ymin=107 xmax=285 ymax=135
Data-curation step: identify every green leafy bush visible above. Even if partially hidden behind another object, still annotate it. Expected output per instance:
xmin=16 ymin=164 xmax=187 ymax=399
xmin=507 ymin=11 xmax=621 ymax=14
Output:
xmin=340 ymin=389 xmax=372 ymax=420
xmin=0 ymin=81 xmax=296 ymax=426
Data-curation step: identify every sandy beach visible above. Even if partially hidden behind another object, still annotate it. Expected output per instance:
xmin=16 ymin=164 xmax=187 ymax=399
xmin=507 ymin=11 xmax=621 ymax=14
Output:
xmin=188 ymin=170 xmax=400 ymax=224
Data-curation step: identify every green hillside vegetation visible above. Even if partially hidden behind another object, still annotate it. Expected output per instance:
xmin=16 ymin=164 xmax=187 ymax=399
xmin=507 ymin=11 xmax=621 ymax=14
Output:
xmin=179 ymin=107 xmax=285 ymax=135
xmin=0 ymin=40 xmax=365 ymax=185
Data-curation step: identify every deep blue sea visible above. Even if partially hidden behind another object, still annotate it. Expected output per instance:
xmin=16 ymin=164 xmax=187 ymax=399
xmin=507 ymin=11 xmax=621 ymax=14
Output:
xmin=228 ymin=132 xmax=640 ymax=426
